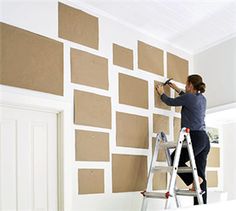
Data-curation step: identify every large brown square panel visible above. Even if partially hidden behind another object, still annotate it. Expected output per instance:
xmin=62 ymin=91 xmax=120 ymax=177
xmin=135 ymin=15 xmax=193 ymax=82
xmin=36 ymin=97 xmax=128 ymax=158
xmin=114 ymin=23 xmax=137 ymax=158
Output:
xmin=78 ymin=169 xmax=104 ymax=194
xmin=71 ymin=48 xmax=108 ymax=90
xmin=153 ymin=172 xmax=167 ymax=190
xmin=58 ymin=3 xmax=98 ymax=49
xmin=74 ymin=90 xmax=111 ymax=129
xmin=153 ymin=114 xmax=169 ymax=135
xmin=75 ymin=130 xmax=109 ymax=161
xmin=116 ymin=112 xmax=148 ymax=149
xmin=0 ymin=22 xmax=63 ymax=95
xmin=113 ymin=43 xmax=133 ymax=70
xmin=119 ymin=73 xmax=148 ymax=109
xmin=138 ymin=41 xmax=164 ymax=76
xmin=112 ymin=154 xmax=147 ymax=192
xmin=154 ymin=81 xmax=171 ymax=110
xmin=167 ymin=53 xmax=188 ymax=84
xmin=207 ymin=147 xmax=220 ymax=167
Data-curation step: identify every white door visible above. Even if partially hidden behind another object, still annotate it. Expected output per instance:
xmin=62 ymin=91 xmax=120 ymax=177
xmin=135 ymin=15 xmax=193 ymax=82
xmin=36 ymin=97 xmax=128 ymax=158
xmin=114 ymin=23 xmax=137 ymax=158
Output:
xmin=0 ymin=106 xmax=58 ymax=211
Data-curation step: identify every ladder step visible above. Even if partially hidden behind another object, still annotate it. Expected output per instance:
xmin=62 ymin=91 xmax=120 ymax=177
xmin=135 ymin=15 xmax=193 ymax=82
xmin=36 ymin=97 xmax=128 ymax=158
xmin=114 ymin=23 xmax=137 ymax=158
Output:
xmin=152 ymin=166 xmax=172 ymax=172
xmin=177 ymin=167 xmax=193 ymax=173
xmin=175 ymin=189 xmax=205 ymax=197
xmin=160 ymin=142 xmax=187 ymax=148
xmin=142 ymin=191 xmax=171 ymax=199
xmin=152 ymin=166 xmax=193 ymax=173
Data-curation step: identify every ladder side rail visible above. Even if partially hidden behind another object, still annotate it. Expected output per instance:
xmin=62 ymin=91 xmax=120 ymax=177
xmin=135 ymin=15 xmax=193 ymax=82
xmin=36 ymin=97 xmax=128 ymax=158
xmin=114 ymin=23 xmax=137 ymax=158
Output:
xmin=141 ymin=132 xmax=165 ymax=211
xmin=162 ymin=132 xmax=180 ymax=209
xmin=185 ymin=132 xmax=204 ymax=205
xmin=167 ymin=128 xmax=186 ymax=196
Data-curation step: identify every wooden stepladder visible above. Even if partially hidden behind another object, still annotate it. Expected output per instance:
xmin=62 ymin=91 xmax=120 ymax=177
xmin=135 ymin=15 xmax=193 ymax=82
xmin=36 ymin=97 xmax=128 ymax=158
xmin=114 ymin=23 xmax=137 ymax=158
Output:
xmin=141 ymin=127 xmax=204 ymax=210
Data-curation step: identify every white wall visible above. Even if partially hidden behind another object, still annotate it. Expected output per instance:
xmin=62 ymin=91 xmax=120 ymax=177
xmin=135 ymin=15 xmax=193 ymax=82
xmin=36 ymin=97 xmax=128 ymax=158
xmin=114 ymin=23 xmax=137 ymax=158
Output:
xmin=169 ymin=200 xmax=236 ymax=211
xmin=222 ymin=122 xmax=236 ymax=200
xmin=193 ymin=37 xmax=236 ymax=108
xmin=0 ymin=1 xmax=192 ymax=211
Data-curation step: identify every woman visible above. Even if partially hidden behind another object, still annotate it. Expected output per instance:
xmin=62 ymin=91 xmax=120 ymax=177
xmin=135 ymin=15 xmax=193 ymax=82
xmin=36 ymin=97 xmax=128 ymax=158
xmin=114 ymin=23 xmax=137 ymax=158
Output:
xmin=155 ymin=74 xmax=210 ymax=205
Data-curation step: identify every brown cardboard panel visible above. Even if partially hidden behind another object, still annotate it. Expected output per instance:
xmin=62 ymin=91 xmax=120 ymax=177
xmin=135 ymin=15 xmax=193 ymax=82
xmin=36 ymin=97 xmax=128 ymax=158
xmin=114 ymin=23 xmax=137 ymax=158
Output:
xmin=154 ymin=81 xmax=171 ymax=110
xmin=116 ymin=112 xmax=148 ymax=149
xmin=153 ymin=114 xmax=169 ymax=135
xmin=152 ymin=138 xmax=166 ymax=161
xmin=74 ymin=90 xmax=111 ymax=129
xmin=167 ymin=53 xmax=188 ymax=84
xmin=176 ymin=175 xmax=188 ymax=189
xmin=207 ymin=171 xmax=218 ymax=187
xmin=75 ymin=130 xmax=109 ymax=161
xmin=153 ymin=172 xmax=167 ymax=190
xmin=174 ymin=117 xmax=181 ymax=142
xmin=0 ymin=22 xmax=63 ymax=95
xmin=112 ymin=154 xmax=147 ymax=192
xmin=58 ymin=3 xmax=98 ymax=49
xmin=138 ymin=41 xmax=164 ymax=76
xmin=207 ymin=147 xmax=220 ymax=167
xmin=71 ymin=48 xmax=108 ymax=90
xmin=113 ymin=43 xmax=133 ymax=70
xmin=119 ymin=73 xmax=148 ymax=109
xmin=174 ymin=91 xmax=182 ymax=113
xmin=78 ymin=169 xmax=104 ymax=194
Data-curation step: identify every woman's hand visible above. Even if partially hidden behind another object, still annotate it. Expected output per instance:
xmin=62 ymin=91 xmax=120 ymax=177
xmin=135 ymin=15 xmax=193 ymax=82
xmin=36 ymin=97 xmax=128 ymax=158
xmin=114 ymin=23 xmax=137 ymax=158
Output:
xmin=168 ymin=82 xmax=181 ymax=94
xmin=155 ymin=84 xmax=164 ymax=95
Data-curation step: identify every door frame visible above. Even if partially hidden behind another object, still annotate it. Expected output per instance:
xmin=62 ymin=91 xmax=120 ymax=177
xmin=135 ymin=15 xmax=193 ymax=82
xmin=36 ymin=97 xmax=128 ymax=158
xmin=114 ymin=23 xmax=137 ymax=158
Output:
xmin=0 ymin=86 xmax=73 ymax=211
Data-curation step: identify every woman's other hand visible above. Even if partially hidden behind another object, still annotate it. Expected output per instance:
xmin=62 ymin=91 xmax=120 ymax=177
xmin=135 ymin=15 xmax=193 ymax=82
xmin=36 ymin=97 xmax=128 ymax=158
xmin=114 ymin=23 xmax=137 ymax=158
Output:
xmin=168 ymin=82 xmax=180 ymax=94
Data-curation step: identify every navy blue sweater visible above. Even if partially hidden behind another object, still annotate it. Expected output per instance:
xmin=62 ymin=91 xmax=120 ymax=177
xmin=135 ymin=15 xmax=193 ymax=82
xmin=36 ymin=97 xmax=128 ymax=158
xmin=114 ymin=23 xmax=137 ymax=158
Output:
xmin=161 ymin=91 xmax=206 ymax=131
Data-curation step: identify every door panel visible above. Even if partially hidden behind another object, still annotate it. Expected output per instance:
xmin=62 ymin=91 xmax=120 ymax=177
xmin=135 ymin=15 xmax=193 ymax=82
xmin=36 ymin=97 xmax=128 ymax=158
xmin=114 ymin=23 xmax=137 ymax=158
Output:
xmin=0 ymin=106 xmax=58 ymax=211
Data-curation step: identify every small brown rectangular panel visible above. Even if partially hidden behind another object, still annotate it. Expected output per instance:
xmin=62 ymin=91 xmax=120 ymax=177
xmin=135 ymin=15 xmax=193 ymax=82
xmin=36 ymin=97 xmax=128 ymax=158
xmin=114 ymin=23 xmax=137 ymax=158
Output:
xmin=58 ymin=2 xmax=98 ymax=49
xmin=152 ymin=138 xmax=166 ymax=162
xmin=138 ymin=41 xmax=164 ymax=76
xmin=78 ymin=169 xmax=104 ymax=194
xmin=153 ymin=114 xmax=169 ymax=135
xmin=207 ymin=171 xmax=218 ymax=187
xmin=112 ymin=154 xmax=147 ymax=192
xmin=154 ymin=81 xmax=171 ymax=110
xmin=116 ymin=112 xmax=148 ymax=149
xmin=0 ymin=22 xmax=63 ymax=95
xmin=74 ymin=90 xmax=111 ymax=129
xmin=174 ymin=117 xmax=181 ymax=142
xmin=153 ymin=172 xmax=167 ymax=190
xmin=167 ymin=52 xmax=188 ymax=84
xmin=119 ymin=73 xmax=148 ymax=109
xmin=71 ymin=48 xmax=108 ymax=90
xmin=207 ymin=147 xmax=220 ymax=167
xmin=113 ymin=43 xmax=133 ymax=70
xmin=75 ymin=130 xmax=109 ymax=161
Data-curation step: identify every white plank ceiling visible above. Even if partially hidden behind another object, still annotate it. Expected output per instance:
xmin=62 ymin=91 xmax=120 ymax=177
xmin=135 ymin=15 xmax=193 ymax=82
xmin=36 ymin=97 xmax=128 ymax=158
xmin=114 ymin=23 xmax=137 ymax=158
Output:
xmin=78 ymin=0 xmax=236 ymax=54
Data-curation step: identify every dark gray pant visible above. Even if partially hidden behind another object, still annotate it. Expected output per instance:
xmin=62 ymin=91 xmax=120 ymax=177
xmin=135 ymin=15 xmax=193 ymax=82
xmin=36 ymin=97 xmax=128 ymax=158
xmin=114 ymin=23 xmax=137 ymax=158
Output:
xmin=171 ymin=130 xmax=210 ymax=205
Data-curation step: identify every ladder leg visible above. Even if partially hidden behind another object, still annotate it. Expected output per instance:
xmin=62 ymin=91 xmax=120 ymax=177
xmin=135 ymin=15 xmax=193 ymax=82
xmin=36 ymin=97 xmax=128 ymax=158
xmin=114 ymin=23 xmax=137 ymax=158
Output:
xmin=186 ymin=132 xmax=204 ymax=205
xmin=164 ymin=198 xmax=171 ymax=209
xmin=141 ymin=198 xmax=148 ymax=211
xmin=174 ymin=192 xmax=180 ymax=208
xmin=167 ymin=132 xmax=185 ymax=196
